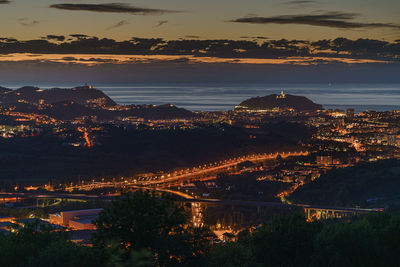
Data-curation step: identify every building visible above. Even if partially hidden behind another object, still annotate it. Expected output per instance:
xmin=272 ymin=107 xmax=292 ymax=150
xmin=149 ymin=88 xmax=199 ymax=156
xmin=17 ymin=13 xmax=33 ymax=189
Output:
xmin=334 ymin=118 xmax=345 ymax=130
xmin=346 ymin=108 xmax=355 ymax=119
xmin=222 ymin=232 xmax=237 ymax=242
xmin=49 ymin=209 xmax=102 ymax=230
xmin=276 ymin=90 xmax=286 ymax=99
xmin=316 ymin=155 xmax=333 ymax=166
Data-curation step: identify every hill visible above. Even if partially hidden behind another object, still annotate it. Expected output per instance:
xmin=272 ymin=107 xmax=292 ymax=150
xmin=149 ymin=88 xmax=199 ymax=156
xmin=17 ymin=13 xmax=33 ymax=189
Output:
xmin=0 ymin=85 xmax=116 ymax=106
xmin=0 ymin=87 xmax=11 ymax=94
xmin=36 ymin=102 xmax=194 ymax=120
xmin=0 ymin=123 xmax=308 ymax=184
xmin=0 ymin=85 xmax=194 ymax=120
xmin=289 ymin=159 xmax=400 ymax=207
xmin=236 ymin=92 xmax=323 ymax=112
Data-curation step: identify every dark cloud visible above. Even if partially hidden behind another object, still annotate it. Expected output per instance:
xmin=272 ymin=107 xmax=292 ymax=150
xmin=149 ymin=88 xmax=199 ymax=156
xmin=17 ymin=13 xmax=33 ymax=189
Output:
xmin=240 ymin=36 xmax=269 ymax=40
xmin=18 ymin=18 xmax=40 ymax=27
xmin=61 ymin=56 xmax=76 ymax=61
xmin=44 ymin=35 xmax=66 ymax=42
xmin=154 ymin=20 xmax=168 ymax=28
xmin=70 ymin=34 xmax=90 ymax=39
xmin=0 ymin=0 xmax=11 ymax=4
xmin=231 ymin=12 xmax=400 ymax=29
xmin=285 ymin=1 xmax=315 ymax=5
xmin=107 ymin=20 xmax=129 ymax=30
xmin=0 ymin=37 xmax=17 ymax=42
xmin=50 ymin=3 xmax=178 ymax=15
xmin=72 ymin=57 xmax=118 ymax=63
xmin=0 ymin=36 xmax=399 ymax=62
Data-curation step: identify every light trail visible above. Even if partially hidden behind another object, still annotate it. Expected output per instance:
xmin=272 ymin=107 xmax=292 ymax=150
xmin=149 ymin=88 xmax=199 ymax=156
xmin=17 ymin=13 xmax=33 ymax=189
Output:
xmin=139 ymin=151 xmax=308 ymax=186
xmin=64 ymin=151 xmax=309 ymax=192
xmin=64 ymin=151 xmax=308 ymax=191
xmin=77 ymin=127 xmax=94 ymax=147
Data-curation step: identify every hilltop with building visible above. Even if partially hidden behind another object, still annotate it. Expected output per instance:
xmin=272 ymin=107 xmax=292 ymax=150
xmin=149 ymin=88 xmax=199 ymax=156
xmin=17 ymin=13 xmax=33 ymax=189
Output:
xmin=0 ymin=85 xmax=117 ymax=106
xmin=235 ymin=91 xmax=323 ymax=112
xmin=0 ymin=85 xmax=194 ymax=120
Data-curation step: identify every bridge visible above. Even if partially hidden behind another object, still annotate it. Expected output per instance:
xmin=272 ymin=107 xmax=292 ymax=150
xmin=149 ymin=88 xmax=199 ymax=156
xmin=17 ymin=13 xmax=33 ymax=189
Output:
xmin=150 ymin=188 xmax=381 ymax=220
xmin=303 ymin=206 xmax=379 ymax=221
xmin=0 ymin=191 xmax=382 ymax=221
xmin=178 ymin=198 xmax=380 ymax=219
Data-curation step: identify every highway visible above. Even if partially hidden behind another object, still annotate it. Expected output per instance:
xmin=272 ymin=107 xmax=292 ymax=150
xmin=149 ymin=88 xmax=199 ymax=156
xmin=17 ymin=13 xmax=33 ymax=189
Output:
xmin=28 ymin=149 xmax=379 ymax=218
xmin=64 ymin=151 xmax=308 ymax=191
xmin=140 ymin=151 xmax=308 ymax=186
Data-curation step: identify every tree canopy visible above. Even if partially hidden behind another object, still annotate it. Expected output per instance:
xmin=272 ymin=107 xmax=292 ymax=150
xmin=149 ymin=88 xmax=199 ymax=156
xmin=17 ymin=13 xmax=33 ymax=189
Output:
xmin=93 ymin=191 xmax=213 ymax=266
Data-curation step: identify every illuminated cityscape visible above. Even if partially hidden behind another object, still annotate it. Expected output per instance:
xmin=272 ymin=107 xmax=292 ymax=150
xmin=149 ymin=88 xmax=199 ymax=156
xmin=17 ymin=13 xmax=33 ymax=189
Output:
xmin=0 ymin=0 xmax=400 ymax=266
xmin=0 ymin=86 xmax=398 ymax=227
xmin=0 ymin=84 xmax=400 ymax=265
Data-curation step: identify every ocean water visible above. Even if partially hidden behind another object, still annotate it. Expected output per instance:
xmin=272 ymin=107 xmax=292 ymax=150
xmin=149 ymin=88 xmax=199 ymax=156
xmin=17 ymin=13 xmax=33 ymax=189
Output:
xmin=3 ymin=83 xmax=400 ymax=112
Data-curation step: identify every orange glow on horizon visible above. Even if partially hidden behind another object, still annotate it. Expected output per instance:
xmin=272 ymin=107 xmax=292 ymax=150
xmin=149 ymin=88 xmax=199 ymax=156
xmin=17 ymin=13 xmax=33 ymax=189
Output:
xmin=0 ymin=53 xmax=390 ymax=66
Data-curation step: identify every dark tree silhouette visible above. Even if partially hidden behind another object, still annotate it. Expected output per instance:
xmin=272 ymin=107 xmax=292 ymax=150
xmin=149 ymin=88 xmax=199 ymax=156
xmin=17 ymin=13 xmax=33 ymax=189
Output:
xmin=93 ymin=191 xmax=213 ymax=266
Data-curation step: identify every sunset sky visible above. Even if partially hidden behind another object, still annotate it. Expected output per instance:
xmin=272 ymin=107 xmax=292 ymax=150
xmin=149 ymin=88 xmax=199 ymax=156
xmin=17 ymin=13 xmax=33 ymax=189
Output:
xmin=0 ymin=0 xmax=399 ymax=84
xmin=0 ymin=0 xmax=399 ymax=40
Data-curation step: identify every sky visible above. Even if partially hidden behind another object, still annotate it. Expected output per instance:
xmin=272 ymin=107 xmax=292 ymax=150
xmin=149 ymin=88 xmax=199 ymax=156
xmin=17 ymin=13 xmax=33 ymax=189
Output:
xmin=0 ymin=0 xmax=399 ymax=84
xmin=1 ymin=0 xmax=399 ymax=41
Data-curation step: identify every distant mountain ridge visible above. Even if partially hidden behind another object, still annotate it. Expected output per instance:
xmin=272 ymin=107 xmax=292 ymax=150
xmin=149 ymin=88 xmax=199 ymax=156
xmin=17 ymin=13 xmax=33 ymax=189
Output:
xmin=236 ymin=92 xmax=323 ymax=112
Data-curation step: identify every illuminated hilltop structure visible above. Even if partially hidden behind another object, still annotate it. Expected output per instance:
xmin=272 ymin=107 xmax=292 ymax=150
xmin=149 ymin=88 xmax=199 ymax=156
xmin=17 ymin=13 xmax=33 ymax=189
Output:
xmin=276 ymin=90 xmax=286 ymax=99
xmin=235 ymin=91 xmax=322 ymax=112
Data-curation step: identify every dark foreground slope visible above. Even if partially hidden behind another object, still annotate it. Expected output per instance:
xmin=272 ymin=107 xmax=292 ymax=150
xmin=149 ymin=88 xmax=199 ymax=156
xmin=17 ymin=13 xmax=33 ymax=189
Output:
xmin=0 ymin=123 xmax=311 ymax=186
xmin=290 ymin=159 xmax=400 ymax=207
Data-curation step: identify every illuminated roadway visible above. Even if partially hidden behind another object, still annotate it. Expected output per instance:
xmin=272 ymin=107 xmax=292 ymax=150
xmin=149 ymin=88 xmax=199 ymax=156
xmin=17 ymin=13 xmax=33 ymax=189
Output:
xmin=137 ymin=151 xmax=309 ymax=186
xmin=64 ymin=151 xmax=309 ymax=191
xmin=46 ymin=150 xmax=381 ymax=216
